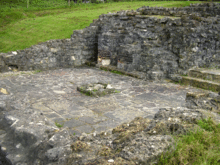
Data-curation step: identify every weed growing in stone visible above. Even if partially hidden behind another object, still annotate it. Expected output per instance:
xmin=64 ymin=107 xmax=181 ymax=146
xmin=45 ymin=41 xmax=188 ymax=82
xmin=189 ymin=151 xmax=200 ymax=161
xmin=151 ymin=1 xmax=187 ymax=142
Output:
xmin=33 ymin=69 xmax=42 ymax=74
xmin=110 ymin=70 xmax=123 ymax=75
xmin=115 ymin=90 xmax=120 ymax=93
xmin=100 ymin=67 xmax=125 ymax=76
xmin=158 ymin=118 xmax=220 ymax=165
xmin=80 ymin=91 xmax=92 ymax=96
xmin=55 ymin=121 xmax=64 ymax=128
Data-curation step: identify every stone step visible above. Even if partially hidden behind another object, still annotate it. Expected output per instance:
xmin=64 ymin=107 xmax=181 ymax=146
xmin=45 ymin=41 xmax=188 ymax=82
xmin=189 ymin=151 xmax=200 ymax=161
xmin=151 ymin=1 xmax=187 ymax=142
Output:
xmin=181 ymin=76 xmax=220 ymax=93
xmin=188 ymin=69 xmax=220 ymax=83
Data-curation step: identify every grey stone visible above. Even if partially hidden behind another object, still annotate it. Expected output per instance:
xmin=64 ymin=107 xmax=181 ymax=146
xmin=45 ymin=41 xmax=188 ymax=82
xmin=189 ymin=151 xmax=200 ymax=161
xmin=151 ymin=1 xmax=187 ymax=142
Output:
xmin=186 ymin=91 xmax=220 ymax=116
xmin=0 ymin=101 xmax=6 ymax=112
xmin=78 ymin=116 xmax=96 ymax=125
xmin=64 ymin=119 xmax=85 ymax=128
xmin=44 ymin=112 xmax=61 ymax=119
xmin=45 ymin=147 xmax=67 ymax=162
xmin=76 ymin=125 xmax=94 ymax=134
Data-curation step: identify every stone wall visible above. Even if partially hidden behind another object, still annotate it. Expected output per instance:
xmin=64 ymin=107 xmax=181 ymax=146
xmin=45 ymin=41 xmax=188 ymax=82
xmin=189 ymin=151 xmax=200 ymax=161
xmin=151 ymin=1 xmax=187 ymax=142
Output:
xmin=92 ymin=2 xmax=220 ymax=79
xmin=137 ymin=3 xmax=220 ymax=17
xmin=0 ymin=3 xmax=220 ymax=80
xmin=0 ymin=39 xmax=74 ymax=71
xmin=0 ymin=26 xmax=99 ymax=72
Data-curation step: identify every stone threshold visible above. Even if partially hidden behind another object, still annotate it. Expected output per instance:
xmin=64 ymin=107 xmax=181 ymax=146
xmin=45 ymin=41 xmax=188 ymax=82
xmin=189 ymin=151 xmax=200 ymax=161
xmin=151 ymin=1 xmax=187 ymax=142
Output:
xmin=189 ymin=68 xmax=220 ymax=83
xmin=181 ymin=76 xmax=220 ymax=93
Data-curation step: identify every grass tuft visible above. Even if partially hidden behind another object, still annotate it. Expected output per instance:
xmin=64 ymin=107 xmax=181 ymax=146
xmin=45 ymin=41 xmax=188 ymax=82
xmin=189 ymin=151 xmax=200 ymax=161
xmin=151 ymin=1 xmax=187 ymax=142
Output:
xmin=33 ymin=69 xmax=42 ymax=74
xmin=110 ymin=70 xmax=123 ymax=75
xmin=55 ymin=120 xmax=64 ymax=128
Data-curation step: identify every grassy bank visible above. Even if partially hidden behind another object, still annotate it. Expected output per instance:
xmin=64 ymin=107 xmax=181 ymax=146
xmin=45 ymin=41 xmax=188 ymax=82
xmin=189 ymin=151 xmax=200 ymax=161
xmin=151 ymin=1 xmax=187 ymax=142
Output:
xmin=0 ymin=1 xmax=201 ymax=53
xmin=158 ymin=118 xmax=220 ymax=165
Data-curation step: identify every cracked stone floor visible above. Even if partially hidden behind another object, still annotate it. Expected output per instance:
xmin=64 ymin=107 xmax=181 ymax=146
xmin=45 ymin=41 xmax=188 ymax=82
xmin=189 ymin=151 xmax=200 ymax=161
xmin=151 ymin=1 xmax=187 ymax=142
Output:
xmin=0 ymin=67 xmax=202 ymax=136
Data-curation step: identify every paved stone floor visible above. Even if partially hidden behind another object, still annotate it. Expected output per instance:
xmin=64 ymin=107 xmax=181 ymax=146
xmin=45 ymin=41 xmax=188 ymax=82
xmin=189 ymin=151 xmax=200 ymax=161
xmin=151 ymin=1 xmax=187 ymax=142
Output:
xmin=0 ymin=67 xmax=202 ymax=136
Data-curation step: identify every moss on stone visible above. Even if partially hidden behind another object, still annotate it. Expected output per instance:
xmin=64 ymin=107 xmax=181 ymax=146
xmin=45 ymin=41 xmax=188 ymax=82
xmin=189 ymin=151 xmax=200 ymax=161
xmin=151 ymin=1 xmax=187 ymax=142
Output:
xmin=97 ymin=146 xmax=114 ymax=157
xmin=112 ymin=117 xmax=151 ymax=144
xmin=71 ymin=140 xmax=90 ymax=152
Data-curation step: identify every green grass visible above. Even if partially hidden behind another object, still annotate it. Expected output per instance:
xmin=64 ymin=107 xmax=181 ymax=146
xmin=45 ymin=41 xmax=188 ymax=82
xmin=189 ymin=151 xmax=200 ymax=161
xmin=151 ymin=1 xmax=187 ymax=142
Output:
xmin=55 ymin=120 xmax=64 ymax=128
xmin=33 ymin=69 xmax=42 ymax=74
xmin=0 ymin=1 xmax=203 ymax=53
xmin=110 ymin=70 xmax=123 ymax=75
xmin=158 ymin=118 xmax=220 ymax=165
xmin=100 ymin=67 xmax=126 ymax=75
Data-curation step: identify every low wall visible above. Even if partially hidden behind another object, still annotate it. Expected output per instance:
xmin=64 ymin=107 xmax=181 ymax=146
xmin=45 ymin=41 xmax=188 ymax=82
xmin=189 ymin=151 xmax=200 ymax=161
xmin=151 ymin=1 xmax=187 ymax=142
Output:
xmin=0 ymin=26 xmax=98 ymax=72
xmin=0 ymin=3 xmax=220 ymax=80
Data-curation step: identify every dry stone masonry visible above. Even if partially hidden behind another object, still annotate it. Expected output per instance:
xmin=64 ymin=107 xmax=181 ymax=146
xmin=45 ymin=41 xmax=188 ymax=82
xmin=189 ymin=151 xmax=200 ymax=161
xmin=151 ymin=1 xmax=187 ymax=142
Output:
xmin=0 ymin=3 xmax=220 ymax=165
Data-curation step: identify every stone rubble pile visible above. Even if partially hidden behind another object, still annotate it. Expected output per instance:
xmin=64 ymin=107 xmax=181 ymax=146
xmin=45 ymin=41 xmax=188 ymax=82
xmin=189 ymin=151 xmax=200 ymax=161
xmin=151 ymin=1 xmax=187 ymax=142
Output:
xmin=186 ymin=91 xmax=220 ymax=117
xmin=63 ymin=107 xmax=206 ymax=165
xmin=1 ymin=105 xmax=207 ymax=164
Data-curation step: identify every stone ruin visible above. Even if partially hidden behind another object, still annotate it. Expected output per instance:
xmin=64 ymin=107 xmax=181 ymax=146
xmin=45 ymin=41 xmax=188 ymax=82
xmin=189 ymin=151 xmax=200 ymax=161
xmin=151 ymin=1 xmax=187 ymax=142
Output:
xmin=0 ymin=3 xmax=220 ymax=165
xmin=0 ymin=3 xmax=220 ymax=79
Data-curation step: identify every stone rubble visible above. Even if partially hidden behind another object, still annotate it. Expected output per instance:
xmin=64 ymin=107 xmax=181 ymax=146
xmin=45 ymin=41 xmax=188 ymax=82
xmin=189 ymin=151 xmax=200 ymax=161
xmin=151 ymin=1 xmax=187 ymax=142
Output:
xmin=186 ymin=91 xmax=220 ymax=123
xmin=62 ymin=107 xmax=206 ymax=165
